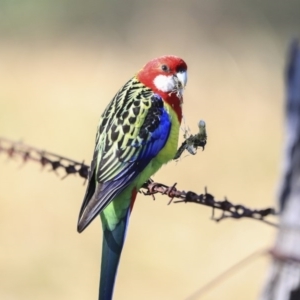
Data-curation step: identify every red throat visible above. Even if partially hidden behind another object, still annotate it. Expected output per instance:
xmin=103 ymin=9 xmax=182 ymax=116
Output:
xmin=160 ymin=92 xmax=182 ymax=123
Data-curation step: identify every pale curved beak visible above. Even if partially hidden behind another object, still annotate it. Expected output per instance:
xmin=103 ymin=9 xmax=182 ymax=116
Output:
xmin=176 ymin=70 xmax=188 ymax=88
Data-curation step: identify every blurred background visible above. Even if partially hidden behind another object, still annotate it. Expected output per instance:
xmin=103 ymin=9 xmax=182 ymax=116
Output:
xmin=0 ymin=0 xmax=299 ymax=299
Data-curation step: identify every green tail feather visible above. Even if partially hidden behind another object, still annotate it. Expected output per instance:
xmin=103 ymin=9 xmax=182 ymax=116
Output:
xmin=99 ymin=210 xmax=130 ymax=300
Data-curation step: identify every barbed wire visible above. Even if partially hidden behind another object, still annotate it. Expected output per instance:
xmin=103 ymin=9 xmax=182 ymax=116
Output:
xmin=0 ymin=137 xmax=278 ymax=226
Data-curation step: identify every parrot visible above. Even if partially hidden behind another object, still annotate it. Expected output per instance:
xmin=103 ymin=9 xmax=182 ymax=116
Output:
xmin=77 ymin=56 xmax=188 ymax=300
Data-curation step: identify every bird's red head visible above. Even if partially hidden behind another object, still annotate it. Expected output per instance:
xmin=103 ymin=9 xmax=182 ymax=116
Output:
xmin=137 ymin=56 xmax=188 ymax=123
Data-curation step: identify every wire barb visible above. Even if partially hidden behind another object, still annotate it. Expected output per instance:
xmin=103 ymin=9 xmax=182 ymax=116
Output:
xmin=141 ymin=183 xmax=278 ymax=226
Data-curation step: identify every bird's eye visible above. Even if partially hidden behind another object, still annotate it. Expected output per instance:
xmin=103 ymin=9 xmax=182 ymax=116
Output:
xmin=161 ymin=64 xmax=168 ymax=72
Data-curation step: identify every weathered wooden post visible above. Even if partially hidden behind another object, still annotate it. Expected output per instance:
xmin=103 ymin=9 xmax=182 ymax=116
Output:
xmin=260 ymin=41 xmax=300 ymax=300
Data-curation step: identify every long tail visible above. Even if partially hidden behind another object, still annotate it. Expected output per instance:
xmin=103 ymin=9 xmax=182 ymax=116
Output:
xmin=99 ymin=188 xmax=137 ymax=300
xmin=99 ymin=212 xmax=128 ymax=300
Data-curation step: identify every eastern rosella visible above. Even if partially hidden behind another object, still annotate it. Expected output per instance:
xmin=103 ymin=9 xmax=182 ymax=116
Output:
xmin=77 ymin=56 xmax=188 ymax=300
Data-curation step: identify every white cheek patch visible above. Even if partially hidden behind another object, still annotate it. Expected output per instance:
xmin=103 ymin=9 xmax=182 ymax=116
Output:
xmin=153 ymin=75 xmax=175 ymax=92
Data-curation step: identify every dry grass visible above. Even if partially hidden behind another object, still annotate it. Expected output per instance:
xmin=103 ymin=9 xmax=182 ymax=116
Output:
xmin=0 ymin=29 xmax=284 ymax=300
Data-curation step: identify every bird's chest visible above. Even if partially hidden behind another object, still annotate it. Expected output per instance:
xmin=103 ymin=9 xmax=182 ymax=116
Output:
xmin=132 ymin=103 xmax=180 ymax=192
xmin=150 ymin=104 xmax=180 ymax=169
